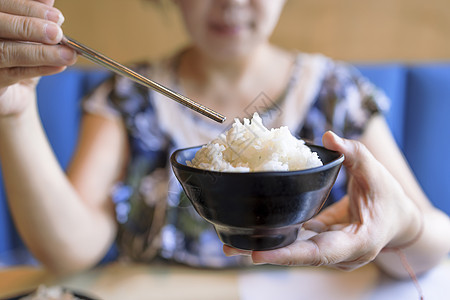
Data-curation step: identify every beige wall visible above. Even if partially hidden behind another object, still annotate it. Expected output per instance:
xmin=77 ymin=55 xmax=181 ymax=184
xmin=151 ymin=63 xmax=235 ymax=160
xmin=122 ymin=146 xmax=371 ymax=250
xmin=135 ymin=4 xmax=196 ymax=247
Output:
xmin=55 ymin=0 xmax=450 ymax=66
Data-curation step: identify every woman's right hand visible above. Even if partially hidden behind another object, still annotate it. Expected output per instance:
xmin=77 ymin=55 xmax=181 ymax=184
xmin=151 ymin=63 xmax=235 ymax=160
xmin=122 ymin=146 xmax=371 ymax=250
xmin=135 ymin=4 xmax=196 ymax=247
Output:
xmin=0 ymin=0 xmax=77 ymax=117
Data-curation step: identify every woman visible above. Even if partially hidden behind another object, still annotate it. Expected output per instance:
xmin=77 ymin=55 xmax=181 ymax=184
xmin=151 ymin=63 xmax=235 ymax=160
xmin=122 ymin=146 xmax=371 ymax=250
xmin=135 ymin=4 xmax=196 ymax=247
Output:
xmin=0 ymin=0 xmax=448 ymax=279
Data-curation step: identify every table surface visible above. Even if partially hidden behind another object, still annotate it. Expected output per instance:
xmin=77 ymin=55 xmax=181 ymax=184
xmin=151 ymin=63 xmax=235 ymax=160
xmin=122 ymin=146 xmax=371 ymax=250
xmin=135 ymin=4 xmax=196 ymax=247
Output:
xmin=1 ymin=257 xmax=449 ymax=300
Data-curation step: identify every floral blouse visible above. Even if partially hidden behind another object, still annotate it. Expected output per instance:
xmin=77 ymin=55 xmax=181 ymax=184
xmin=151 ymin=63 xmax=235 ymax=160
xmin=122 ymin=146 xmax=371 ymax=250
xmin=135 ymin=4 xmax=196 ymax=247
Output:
xmin=83 ymin=51 xmax=389 ymax=268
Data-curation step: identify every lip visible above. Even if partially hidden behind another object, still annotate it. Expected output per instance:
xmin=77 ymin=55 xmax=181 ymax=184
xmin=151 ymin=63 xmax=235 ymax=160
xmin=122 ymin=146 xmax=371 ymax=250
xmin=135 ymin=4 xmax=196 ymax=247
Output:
xmin=208 ymin=22 xmax=248 ymax=36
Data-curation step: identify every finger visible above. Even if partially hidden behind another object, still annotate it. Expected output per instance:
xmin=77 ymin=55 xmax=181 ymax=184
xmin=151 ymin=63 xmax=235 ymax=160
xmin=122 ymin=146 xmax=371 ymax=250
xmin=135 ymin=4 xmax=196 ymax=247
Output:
xmin=322 ymin=131 xmax=378 ymax=189
xmin=33 ymin=0 xmax=56 ymax=6
xmin=223 ymin=245 xmax=252 ymax=257
xmin=0 ymin=0 xmax=64 ymax=25
xmin=303 ymin=196 xmax=349 ymax=231
xmin=303 ymin=219 xmax=349 ymax=233
xmin=302 ymin=218 xmax=328 ymax=232
xmin=329 ymin=258 xmax=371 ymax=272
xmin=251 ymin=227 xmax=375 ymax=267
xmin=322 ymin=131 xmax=372 ymax=171
xmin=0 ymin=13 xmax=63 ymax=44
xmin=0 ymin=41 xmax=77 ymax=68
xmin=303 ymin=218 xmax=328 ymax=233
xmin=297 ymin=227 xmax=320 ymax=240
xmin=0 ymin=65 xmax=67 ymax=89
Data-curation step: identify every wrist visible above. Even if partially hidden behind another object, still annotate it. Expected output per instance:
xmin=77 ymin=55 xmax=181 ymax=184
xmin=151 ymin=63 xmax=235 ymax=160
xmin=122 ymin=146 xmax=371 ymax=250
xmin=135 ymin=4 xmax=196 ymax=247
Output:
xmin=0 ymin=83 xmax=38 ymax=125
xmin=0 ymin=100 xmax=38 ymax=130
xmin=385 ymin=199 xmax=424 ymax=249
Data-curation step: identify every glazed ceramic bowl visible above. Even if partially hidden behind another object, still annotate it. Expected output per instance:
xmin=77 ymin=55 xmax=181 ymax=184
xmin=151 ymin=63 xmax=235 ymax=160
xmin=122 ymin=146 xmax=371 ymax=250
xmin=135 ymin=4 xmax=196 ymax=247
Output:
xmin=170 ymin=144 xmax=344 ymax=251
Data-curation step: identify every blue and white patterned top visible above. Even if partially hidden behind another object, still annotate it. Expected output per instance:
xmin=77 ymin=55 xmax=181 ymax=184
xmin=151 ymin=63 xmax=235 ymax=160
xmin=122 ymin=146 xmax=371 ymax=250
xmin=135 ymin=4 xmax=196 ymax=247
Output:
xmin=83 ymin=51 xmax=389 ymax=268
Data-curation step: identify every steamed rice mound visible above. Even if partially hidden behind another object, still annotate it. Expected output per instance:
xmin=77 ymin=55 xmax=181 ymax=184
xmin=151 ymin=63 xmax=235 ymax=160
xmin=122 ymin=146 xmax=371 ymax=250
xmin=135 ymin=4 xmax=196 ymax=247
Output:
xmin=187 ymin=113 xmax=323 ymax=172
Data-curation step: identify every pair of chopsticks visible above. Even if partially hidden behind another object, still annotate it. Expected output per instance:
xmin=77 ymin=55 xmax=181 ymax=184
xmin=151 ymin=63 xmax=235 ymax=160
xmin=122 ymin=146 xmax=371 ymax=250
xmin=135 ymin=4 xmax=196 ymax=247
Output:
xmin=61 ymin=35 xmax=226 ymax=124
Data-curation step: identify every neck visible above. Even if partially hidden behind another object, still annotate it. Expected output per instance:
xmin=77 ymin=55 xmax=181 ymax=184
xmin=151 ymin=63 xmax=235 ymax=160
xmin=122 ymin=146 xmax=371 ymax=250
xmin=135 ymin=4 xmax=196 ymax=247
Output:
xmin=176 ymin=42 xmax=294 ymax=117
xmin=180 ymin=43 xmax=273 ymax=86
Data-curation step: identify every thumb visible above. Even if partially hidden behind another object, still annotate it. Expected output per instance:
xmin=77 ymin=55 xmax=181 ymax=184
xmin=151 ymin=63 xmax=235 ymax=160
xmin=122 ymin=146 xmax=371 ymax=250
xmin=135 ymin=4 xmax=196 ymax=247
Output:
xmin=322 ymin=131 xmax=378 ymax=184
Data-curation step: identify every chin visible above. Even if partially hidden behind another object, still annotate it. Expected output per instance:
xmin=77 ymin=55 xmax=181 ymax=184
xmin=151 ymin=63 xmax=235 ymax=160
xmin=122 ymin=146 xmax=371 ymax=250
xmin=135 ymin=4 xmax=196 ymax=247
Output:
xmin=201 ymin=42 xmax=260 ymax=62
xmin=212 ymin=48 xmax=249 ymax=61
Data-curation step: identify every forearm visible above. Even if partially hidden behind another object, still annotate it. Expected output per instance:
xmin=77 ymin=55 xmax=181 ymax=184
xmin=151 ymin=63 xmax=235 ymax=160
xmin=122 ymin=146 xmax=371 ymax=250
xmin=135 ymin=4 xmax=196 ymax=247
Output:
xmin=0 ymin=101 xmax=115 ymax=274
xmin=362 ymin=117 xmax=450 ymax=277
xmin=375 ymin=207 xmax=450 ymax=278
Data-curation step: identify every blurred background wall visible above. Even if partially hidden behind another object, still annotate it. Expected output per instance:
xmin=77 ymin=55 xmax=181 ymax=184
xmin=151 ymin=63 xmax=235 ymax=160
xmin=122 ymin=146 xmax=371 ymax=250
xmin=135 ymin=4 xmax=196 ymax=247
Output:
xmin=55 ymin=0 xmax=450 ymax=66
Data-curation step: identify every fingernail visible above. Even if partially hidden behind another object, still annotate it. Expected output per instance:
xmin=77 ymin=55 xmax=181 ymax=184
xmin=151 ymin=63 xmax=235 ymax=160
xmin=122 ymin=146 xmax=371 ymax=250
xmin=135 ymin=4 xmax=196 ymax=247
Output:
xmin=45 ymin=23 xmax=62 ymax=42
xmin=224 ymin=248 xmax=251 ymax=257
xmin=328 ymin=130 xmax=338 ymax=139
xmin=60 ymin=47 xmax=76 ymax=62
xmin=304 ymin=219 xmax=327 ymax=232
xmin=225 ymin=253 xmax=239 ymax=257
xmin=46 ymin=9 xmax=65 ymax=26
xmin=252 ymin=261 xmax=266 ymax=265
xmin=329 ymin=131 xmax=344 ymax=146
xmin=226 ymin=251 xmax=251 ymax=257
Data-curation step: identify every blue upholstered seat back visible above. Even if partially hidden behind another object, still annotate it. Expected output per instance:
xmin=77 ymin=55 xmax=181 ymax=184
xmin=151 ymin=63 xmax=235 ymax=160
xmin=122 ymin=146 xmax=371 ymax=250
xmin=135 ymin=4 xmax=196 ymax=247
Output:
xmin=404 ymin=64 xmax=450 ymax=212
xmin=356 ymin=63 xmax=450 ymax=215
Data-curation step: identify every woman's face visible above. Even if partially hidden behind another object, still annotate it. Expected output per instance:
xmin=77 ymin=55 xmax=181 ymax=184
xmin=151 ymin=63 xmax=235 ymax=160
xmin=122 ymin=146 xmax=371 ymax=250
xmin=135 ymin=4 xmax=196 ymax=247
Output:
xmin=176 ymin=0 xmax=286 ymax=60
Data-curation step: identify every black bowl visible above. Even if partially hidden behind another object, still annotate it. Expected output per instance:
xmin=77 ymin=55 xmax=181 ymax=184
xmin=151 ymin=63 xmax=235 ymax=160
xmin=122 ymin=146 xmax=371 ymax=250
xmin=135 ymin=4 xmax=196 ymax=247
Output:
xmin=170 ymin=144 xmax=344 ymax=251
xmin=4 ymin=288 xmax=99 ymax=300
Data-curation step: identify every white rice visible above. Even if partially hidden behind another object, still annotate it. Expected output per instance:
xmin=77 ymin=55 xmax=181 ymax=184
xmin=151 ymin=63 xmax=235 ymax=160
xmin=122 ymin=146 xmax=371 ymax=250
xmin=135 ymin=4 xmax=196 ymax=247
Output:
xmin=20 ymin=285 xmax=83 ymax=300
xmin=187 ymin=113 xmax=323 ymax=172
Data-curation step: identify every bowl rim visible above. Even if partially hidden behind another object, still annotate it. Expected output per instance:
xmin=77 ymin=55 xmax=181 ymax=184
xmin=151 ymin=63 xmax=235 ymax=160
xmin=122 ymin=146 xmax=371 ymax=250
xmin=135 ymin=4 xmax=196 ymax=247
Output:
xmin=170 ymin=143 xmax=344 ymax=176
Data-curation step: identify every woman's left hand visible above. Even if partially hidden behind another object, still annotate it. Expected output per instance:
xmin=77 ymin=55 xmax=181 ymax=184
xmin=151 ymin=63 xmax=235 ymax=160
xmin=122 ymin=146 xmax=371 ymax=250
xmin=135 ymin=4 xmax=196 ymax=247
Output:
xmin=223 ymin=131 xmax=421 ymax=270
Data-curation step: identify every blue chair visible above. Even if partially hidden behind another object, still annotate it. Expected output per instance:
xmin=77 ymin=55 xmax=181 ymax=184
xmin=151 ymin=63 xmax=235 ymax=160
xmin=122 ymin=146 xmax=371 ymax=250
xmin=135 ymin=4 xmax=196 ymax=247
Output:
xmin=403 ymin=64 xmax=450 ymax=211
xmin=355 ymin=63 xmax=450 ymax=215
